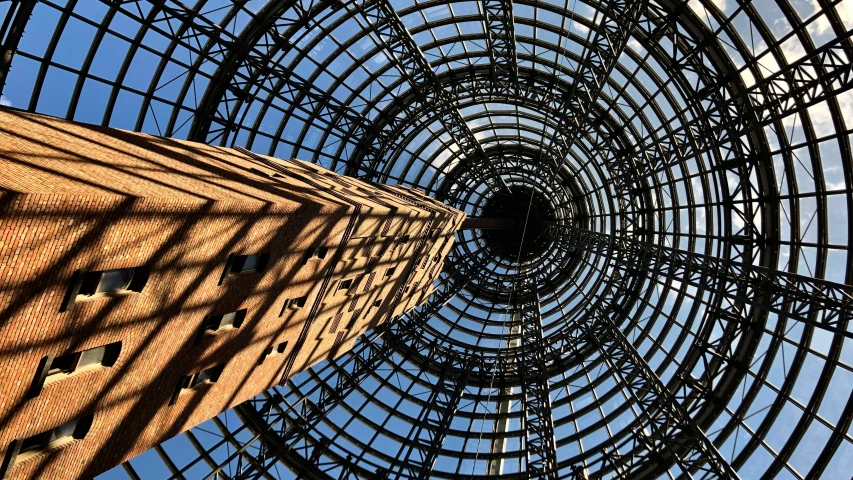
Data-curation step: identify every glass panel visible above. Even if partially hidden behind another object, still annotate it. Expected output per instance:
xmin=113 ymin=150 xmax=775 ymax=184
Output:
xmin=240 ymin=254 xmax=258 ymax=272
xmin=19 ymin=433 xmax=47 ymax=453
xmin=195 ymin=368 xmax=214 ymax=385
xmin=48 ymin=353 xmax=75 ymax=375
xmin=48 ymin=418 xmax=80 ymax=444
xmin=96 ymin=268 xmax=134 ymax=293
xmin=219 ymin=312 xmax=237 ymax=328
xmin=77 ymin=346 xmax=106 ymax=368
xmin=78 ymin=271 xmax=103 ymax=296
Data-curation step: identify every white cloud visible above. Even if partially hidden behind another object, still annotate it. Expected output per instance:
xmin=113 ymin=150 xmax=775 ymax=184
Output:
xmin=0 ymin=95 xmax=10 ymax=107
xmin=806 ymin=0 xmax=853 ymax=36
xmin=688 ymin=0 xmax=727 ymax=21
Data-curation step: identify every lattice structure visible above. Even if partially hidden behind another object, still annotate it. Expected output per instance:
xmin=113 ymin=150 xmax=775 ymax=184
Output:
xmin=3 ymin=0 xmax=853 ymax=478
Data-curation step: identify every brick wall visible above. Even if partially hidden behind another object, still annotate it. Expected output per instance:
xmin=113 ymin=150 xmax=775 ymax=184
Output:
xmin=0 ymin=110 xmax=464 ymax=479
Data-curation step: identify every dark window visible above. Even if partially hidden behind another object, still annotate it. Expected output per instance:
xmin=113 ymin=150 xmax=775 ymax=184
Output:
xmin=47 ymin=354 xmax=75 ymax=376
xmin=29 ymin=344 xmax=121 ymax=398
xmin=399 ymin=235 xmax=411 ymax=243
xmin=63 ymin=267 xmax=150 ymax=311
xmin=372 ymin=299 xmax=382 ymax=308
xmin=14 ymin=415 xmax=93 ymax=457
xmin=205 ymin=309 xmax=247 ymax=332
xmin=259 ymin=341 xmax=289 ymax=364
xmin=78 ymin=268 xmax=134 ymax=295
xmin=280 ymin=295 xmax=308 ymax=315
xmin=337 ymin=279 xmax=353 ymax=292
xmin=190 ymin=367 xmax=220 ymax=388
xmin=384 ymin=267 xmax=396 ymax=277
xmin=44 ymin=343 xmax=121 ymax=380
xmin=229 ymin=253 xmax=269 ymax=275
xmin=303 ymin=246 xmax=329 ymax=264
xmin=171 ymin=364 xmax=224 ymax=404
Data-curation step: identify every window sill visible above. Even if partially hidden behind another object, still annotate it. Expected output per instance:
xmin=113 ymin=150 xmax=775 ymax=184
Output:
xmin=14 ymin=438 xmax=77 ymax=466
xmin=203 ymin=325 xmax=238 ymax=337
xmin=177 ymin=382 xmax=214 ymax=399
xmin=75 ymin=289 xmax=136 ymax=304
xmin=42 ymin=364 xmax=106 ymax=387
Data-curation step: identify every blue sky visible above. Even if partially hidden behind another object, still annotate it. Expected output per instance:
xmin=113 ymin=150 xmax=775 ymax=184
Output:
xmin=3 ymin=0 xmax=853 ymax=478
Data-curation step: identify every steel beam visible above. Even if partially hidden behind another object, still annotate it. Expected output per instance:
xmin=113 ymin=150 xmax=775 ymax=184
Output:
xmin=546 ymin=223 xmax=853 ymax=339
xmin=391 ymin=353 xmax=470 ymax=480
xmin=99 ymin=0 xmax=374 ymax=149
xmin=515 ymin=286 xmax=559 ymax=479
xmin=482 ymin=0 xmax=517 ymax=91
xmin=583 ymin=299 xmax=739 ymax=478
xmin=540 ymin=0 xmax=648 ymax=170
xmin=459 ymin=217 xmax=519 ymax=230
xmin=606 ymin=18 xmax=853 ymax=188
xmin=559 ymin=243 xmax=739 ymax=478
xmin=0 ymin=0 xmax=36 ymax=91
xmin=486 ymin=323 xmax=521 ymax=476
xmin=341 ymin=0 xmax=509 ymax=193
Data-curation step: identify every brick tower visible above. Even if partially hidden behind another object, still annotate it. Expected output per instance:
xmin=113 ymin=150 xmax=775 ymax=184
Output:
xmin=0 ymin=110 xmax=464 ymax=479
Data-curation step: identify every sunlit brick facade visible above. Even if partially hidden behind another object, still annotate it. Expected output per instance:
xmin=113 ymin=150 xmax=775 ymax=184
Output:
xmin=0 ymin=110 xmax=463 ymax=479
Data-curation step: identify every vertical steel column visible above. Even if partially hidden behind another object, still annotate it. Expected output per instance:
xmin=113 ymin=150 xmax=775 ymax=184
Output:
xmin=392 ymin=353 xmax=470 ymax=480
xmin=486 ymin=323 xmax=521 ymax=476
xmin=516 ymin=289 xmax=559 ymax=479
xmin=582 ymin=301 xmax=739 ymax=478
xmin=482 ymin=0 xmax=517 ymax=92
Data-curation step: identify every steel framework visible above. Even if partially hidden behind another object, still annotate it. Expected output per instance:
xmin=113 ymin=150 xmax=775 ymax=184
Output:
xmin=3 ymin=0 xmax=853 ymax=478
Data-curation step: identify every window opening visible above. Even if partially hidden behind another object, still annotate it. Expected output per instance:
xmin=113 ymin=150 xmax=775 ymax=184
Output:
xmin=2 ymin=414 xmax=94 ymax=473
xmin=32 ymin=342 xmax=122 ymax=396
xmin=205 ymin=309 xmax=247 ymax=332
xmin=280 ymin=295 xmax=308 ymax=315
xmin=337 ymin=278 xmax=353 ymax=292
xmin=171 ymin=364 xmax=224 ymax=404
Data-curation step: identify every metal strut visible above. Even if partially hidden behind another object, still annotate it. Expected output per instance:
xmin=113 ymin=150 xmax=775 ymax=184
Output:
xmin=391 ymin=353 xmax=470 ymax=480
xmin=583 ymin=300 xmax=740 ymax=479
xmin=603 ymin=22 xmax=853 ymax=189
xmin=540 ymin=0 xmax=648 ymax=169
xmin=565 ymin=247 xmax=739 ymax=479
xmin=482 ymin=0 xmax=518 ymax=91
xmin=99 ymin=0 xmax=375 ymax=149
xmin=546 ymin=223 xmax=853 ymax=339
xmin=515 ymin=283 xmax=559 ymax=479
xmin=341 ymin=0 xmax=509 ymax=193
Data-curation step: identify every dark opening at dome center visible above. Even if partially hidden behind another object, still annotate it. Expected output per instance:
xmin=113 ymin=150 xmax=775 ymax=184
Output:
xmin=480 ymin=185 xmax=556 ymax=262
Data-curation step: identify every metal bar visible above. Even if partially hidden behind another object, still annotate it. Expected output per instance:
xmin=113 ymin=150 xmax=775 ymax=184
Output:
xmin=546 ymin=223 xmax=853 ymax=339
xmin=102 ymin=0 xmax=374 ymax=148
xmin=0 ymin=0 xmax=36 ymax=91
xmin=516 ymin=287 xmax=558 ymax=479
xmin=584 ymin=303 xmax=739 ymax=478
xmin=486 ymin=323 xmax=521 ymax=476
xmin=539 ymin=0 xmax=648 ymax=172
xmin=482 ymin=0 xmax=517 ymax=91
xmin=391 ymin=353 xmax=470 ymax=480
xmin=460 ymin=217 xmax=518 ymax=230
xmin=342 ymin=0 xmax=509 ymax=193
xmin=608 ymin=24 xmax=853 ymax=188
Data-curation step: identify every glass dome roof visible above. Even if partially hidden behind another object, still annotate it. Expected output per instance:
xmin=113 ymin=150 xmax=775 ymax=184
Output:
xmin=2 ymin=0 xmax=853 ymax=478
